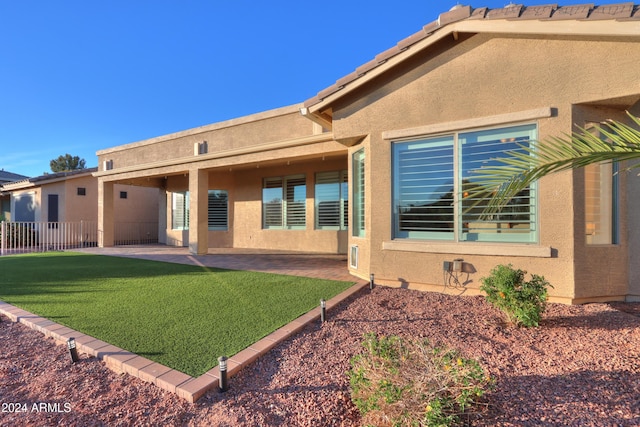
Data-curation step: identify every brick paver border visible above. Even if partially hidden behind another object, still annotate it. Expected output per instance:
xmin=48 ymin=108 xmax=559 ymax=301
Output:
xmin=0 ymin=281 xmax=367 ymax=402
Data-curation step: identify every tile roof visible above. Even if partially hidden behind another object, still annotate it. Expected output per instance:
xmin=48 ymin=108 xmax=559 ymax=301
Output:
xmin=303 ymin=3 xmax=639 ymax=109
xmin=28 ymin=167 xmax=98 ymax=184
xmin=1 ymin=167 xmax=98 ymax=191
xmin=0 ymin=170 xmax=29 ymax=184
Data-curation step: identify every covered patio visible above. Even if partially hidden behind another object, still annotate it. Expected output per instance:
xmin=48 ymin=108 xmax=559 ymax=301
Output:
xmin=73 ymin=245 xmax=355 ymax=282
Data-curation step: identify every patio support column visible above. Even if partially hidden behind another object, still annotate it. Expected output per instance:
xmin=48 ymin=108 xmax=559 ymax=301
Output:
xmin=98 ymin=179 xmax=115 ymax=247
xmin=189 ymin=168 xmax=209 ymax=255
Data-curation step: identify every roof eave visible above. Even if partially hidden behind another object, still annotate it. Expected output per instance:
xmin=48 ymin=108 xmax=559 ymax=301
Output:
xmin=303 ymin=16 xmax=640 ymax=121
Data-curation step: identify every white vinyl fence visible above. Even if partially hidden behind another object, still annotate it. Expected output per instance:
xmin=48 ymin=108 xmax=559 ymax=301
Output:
xmin=0 ymin=221 xmax=158 ymax=255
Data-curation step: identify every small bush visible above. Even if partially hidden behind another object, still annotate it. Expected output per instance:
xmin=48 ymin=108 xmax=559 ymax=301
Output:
xmin=480 ymin=264 xmax=552 ymax=327
xmin=348 ymin=333 xmax=491 ymax=426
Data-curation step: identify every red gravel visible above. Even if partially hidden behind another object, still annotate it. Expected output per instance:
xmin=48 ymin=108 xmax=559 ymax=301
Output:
xmin=1 ymin=286 xmax=639 ymax=426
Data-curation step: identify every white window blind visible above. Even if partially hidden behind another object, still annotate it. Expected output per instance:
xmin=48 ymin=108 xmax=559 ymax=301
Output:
xmin=459 ymin=125 xmax=537 ymax=243
xmin=315 ymin=170 xmax=348 ymax=229
xmin=285 ymin=176 xmax=306 ymax=228
xmin=393 ymin=124 xmax=537 ymax=243
xmin=172 ymin=191 xmax=189 ymax=230
xmin=262 ymin=175 xmax=306 ymax=229
xmin=394 ymin=136 xmax=454 ymax=239
xmin=208 ymin=190 xmax=228 ymax=230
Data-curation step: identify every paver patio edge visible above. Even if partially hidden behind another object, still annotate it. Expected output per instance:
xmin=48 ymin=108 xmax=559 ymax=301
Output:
xmin=0 ymin=280 xmax=368 ymax=402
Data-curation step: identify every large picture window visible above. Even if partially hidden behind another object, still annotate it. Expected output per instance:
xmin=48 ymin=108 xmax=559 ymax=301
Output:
xmin=208 ymin=190 xmax=228 ymax=230
xmin=262 ymin=175 xmax=306 ymax=229
xmin=393 ymin=124 xmax=537 ymax=243
xmin=315 ymin=170 xmax=348 ymax=230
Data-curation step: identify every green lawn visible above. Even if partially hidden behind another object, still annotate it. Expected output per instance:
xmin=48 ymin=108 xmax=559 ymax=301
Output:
xmin=0 ymin=252 xmax=354 ymax=377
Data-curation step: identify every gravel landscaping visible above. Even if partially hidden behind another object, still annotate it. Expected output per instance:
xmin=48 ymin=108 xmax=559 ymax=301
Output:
xmin=1 ymin=286 xmax=639 ymax=426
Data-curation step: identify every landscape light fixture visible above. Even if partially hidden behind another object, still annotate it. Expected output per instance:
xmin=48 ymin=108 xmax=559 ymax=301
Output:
xmin=67 ymin=337 xmax=79 ymax=363
xmin=369 ymin=273 xmax=375 ymax=290
xmin=320 ymin=299 xmax=327 ymax=322
xmin=218 ymin=356 xmax=228 ymax=392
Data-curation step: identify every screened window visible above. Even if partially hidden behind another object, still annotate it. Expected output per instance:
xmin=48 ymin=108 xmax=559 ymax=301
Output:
xmin=262 ymin=175 xmax=306 ymax=229
xmin=48 ymin=194 xmax=59 ymax=222
xmin=315 ymin=170 xmax=348 ymax=230
xmin=393 ymin=124 xmax=537 ymax=243
xmin=14 ymin=193 xmax=36 ymax=222
xmin=353 ymin=149 xmax=365 ymax=237
xmin=172 ymin=191 xmax=189 ymax=230
xmin=208 ymin=190 xmax=228 ymax=230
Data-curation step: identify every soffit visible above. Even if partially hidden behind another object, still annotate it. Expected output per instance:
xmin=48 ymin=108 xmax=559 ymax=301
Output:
xmin=302 ymin=3 xmax=640 ymax=121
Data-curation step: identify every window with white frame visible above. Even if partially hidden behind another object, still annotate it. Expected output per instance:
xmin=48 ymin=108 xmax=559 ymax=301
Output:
xmin=584 ymin=124 xmax=618 ymax=245
xmin=208 ymin=190 xmax=228 ymax=230
xmin=352 ymin=149 xmax=365 ymax=238
xmin=315 ymin=170 xmax=348 ymax=230
xmin=392 ymin=124 xmax=537 ymax=243
xmin=262 ymin=175 xmax=306 ymax=229
xmin=172 ymin=191 xmax=189 ymax=230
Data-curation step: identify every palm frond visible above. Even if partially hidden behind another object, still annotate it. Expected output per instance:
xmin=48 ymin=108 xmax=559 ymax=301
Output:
xmin=469 ymin=112 xmax=640 ymax=216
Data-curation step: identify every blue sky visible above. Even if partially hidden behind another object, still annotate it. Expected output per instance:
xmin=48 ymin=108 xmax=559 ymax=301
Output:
xmin=0 ymin=1 xmax=620 ymax=177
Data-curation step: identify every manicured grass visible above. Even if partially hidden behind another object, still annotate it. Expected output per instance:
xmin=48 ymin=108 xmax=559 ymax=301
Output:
xmin=0 ymin=252 xmax=354 ymax=377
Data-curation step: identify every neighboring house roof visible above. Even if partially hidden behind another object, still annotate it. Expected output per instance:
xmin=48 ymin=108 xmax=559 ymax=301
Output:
xmin=0 ymin=169 xmax=29 ymax=185
xmin=1 ymin=167 xmax=98 ymax=192
xmin=301 ymin=3 xmax=640 ymax=128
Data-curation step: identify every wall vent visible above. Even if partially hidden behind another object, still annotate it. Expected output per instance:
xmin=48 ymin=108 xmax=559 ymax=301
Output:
xmin=194 ymin=141 xmax=208 ymax=155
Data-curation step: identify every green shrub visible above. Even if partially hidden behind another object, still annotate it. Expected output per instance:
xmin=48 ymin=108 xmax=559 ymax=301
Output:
xmin=480 ymin=264 xmax=552 ymax=327
xmin=348 ymin=333 xmax=491 ymax=427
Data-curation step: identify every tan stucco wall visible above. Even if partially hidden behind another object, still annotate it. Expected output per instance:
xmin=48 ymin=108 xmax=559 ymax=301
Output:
xmin=163 ymin=158 xmax=348 ymax=253
xmin=569 ymin=105 xmax=632 ymax=303
xmin=62 ymin=175 xmax=98 ymax=222
xmin=627 ymin=102 xmax=640 ymax=301
xmin=331 ymin=33 xmax=640 ymax=303
xmin=112 ymin=184 xmax=159 ymax=223
xmin=9 ymin=174 xmax=159 ymax=227
xmin=98 ymin=104 xmax=349 ymax=254
xmin=232 ymin=158 xmax=348 ymax=253
xmin=97 ymin=106 xmax=318 ymax=171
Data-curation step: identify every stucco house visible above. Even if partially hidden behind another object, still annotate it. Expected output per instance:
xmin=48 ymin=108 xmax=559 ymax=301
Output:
xmin=95 ymin=3 xmax=640 ymax=304
xmin=2 ymin=168 xmax=159 ymax=245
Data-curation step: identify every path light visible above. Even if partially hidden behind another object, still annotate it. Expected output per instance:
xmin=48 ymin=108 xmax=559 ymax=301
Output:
xmin=320 ymin=299 xmax=326 ymax=323
xmin=370 ymin=273 xmax=375 ymax=290
xmin=67 ymin=337 xmax=79 ymax=363
xmin=218 ymin=356 xmax=228 ymax=392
